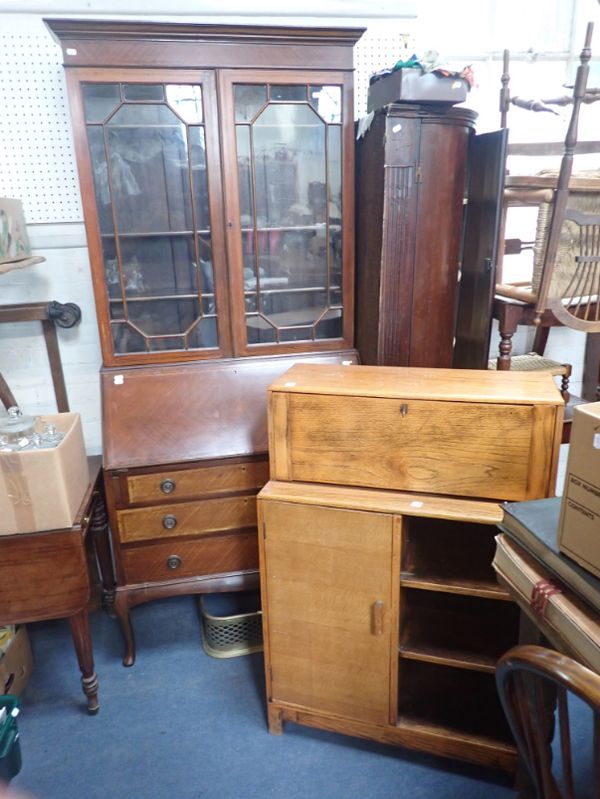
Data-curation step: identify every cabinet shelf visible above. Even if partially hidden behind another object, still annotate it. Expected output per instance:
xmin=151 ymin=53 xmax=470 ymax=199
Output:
xmin=399 ymin=643 xmax=497 ymax=674
xmin=241 ymin=224 xmax=339 ymax=234
xmin=401 ymin=516 xmax=503 ymax=591
xmin=108 ymin=294 xmax=214 ymax=303
xmin=400 ymin=588 xmax=520 ymax=668
xmin=400 ymin=574 xmax=512 ymax=601
xmin=397 ymin=660 xmax=514 ymax=745
xmin=101 ymin=231 xmax=211 ymax=238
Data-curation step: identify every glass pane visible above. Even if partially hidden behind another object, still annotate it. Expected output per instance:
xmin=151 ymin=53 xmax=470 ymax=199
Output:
xmin=111 ymin=322 xmax=146 ymax=354
xmin=148 ymin=336 xmax=184 ymax=352
xmin=241 ymin=231 xmax=259 ymax=288
xmin=236 ymin=127 xmax=253 ymax=226
xmin=309 ymin=85 xmax=342 ymax=124
xmin=271 ymin=85 xmax=306 ymax=102
xmin=328 ymin=126 xmax=342 ymax=223
xmin=280 ymin=327 xmax=313 ymax=342
xmin=197 ymin=235 xmax=215 ymax=298
xmin=328 ymin=125 xmax=343 ymax=293
xmin=166 ymin=85 xmax=203 ymax=125
xmin=86 ymin=126 xmax=114 ymax=235
xmin=106 ymin=121 xmax=191 ymax=233
xmin=234 ymin=84 xmax=267 ymax=123
xmin=246 ymin=315 xmax=277 ymax=344
xmin=315 ymin=308 xmax=342 ymax=339
xmin=261 ymin=288 xmax=328 ymax=327
xmin=122 ymin=84 xmax=164 ymax=102
xmin=102 ymin=239 xmax=122 ymax=300
xmin=118 ymin=236 xmax=196 ymax=298
xmin=83 ymin=84 xmax=120 ymax=123
xmin=189 ymin=126 xmax=210 ymax=231
xmin=126 ymin=298 xmax=201 ymax=336
xmin=109 ymin=301 xmax=124 ymax=321
xmin=252 ymin=103 xmax=326 ymax=229
xmin=187 ymin=317 xmax=218 ymax=349
xmin=202 ymin=296 xmax=217 ymax=315
xmin=108 ymin=103 xmax=181 ymax=126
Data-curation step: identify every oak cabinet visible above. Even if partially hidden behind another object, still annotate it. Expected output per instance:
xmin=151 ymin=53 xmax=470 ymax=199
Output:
xmin=46 ymin=19 xmax=363 ymax=663
xmin=258 ymin=482 xmax=519 ymax=771
xmin=259 ymin=364 xmax=564 ymax=770
xmin=267 ymin=363 xmax=564 ymax=502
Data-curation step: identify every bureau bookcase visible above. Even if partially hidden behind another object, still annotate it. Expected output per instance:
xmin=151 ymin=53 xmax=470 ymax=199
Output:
xmin=46 ymin=19 xmax=363 ymax=663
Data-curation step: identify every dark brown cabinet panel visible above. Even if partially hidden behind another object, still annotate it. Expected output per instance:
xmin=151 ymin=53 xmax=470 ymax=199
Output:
xmin=355 ymin=103 xmax=477 ymax=367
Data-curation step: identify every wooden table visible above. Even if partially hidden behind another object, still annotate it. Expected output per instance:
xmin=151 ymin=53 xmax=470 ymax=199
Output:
xmin=494 ymin=523 xmax=600 ymax=797
xmin=494 ymin=536 xmax=600 ymax=670
xmin=0 ymin=456 xmax=111 ymax=713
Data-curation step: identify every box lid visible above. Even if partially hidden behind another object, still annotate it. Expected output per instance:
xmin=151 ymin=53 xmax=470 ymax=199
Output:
xmin=268 ymin=364 xmax=563 ymax=405
xmin=101 ymin=352 xmax=357 ymax=470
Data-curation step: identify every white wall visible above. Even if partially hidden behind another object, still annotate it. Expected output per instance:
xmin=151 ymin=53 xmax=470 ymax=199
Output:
xmin=0 ymin=1 xmax=596 ymax=455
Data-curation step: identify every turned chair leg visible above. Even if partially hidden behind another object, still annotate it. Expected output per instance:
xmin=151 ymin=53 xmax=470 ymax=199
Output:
xmin=560 ymin=363 xmax=572 ymax=403
xmin=497 ymin=330 xmax=515 ymax=370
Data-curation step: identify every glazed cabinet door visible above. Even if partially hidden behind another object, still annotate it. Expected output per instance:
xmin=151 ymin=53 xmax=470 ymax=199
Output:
xmin=259 ymin=500 xmax=398 ymax=725
xmin=219 ymin=70 xmax=355 ymax=356
xmin=66 ymin=68 xmax=232 ymax=365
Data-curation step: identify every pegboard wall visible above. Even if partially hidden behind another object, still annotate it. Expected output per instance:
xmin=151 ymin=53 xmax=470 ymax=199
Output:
xmin=354 ymin=22 xmax=414 ymax=118
xmin=0 ymin=16 xmax=83 ymax=223
xmin=0 ymin=15 xmax=410 ymax=225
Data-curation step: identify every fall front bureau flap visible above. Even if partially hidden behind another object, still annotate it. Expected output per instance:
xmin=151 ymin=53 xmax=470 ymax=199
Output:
xmin=101 ymin=351 xmax=357 ymax=471
xmin=267 ymin=364 xmax=564 ymax=502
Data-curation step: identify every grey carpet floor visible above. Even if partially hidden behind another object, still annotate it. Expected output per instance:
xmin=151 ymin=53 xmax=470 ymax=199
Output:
xmin=11 ymin=596 xmax=515 ymax=799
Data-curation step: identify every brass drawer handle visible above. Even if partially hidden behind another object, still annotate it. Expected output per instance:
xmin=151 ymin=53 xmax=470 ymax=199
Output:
xmin=166 ymin=555 xmax=182 ymax=570
xmin=162 ymin=514 xmax=177 ymax=530
xmin=160 ymin=479 xmax=176 ymax=494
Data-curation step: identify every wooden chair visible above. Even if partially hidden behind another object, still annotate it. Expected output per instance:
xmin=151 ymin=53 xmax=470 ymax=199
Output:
xmin=496 ymin=645 xmax=600 ymax=799
xmin=492 ymin=24 xmax=600 ymax=381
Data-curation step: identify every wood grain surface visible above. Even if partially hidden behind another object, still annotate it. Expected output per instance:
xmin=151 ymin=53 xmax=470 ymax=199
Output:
xmin=260 ymin=500 xmax=397 ymax=725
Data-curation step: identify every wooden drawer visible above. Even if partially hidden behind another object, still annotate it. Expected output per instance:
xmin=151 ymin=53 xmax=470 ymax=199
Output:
xmin=268 ymin=364 xmax=563 ymax=502
xmin=116 ymin=495 xmax=258 ymax=543
xmin=121 ymin=531 xmax=259 ymax=584
xmin=125 ymin=460 xmax=269 ymax=505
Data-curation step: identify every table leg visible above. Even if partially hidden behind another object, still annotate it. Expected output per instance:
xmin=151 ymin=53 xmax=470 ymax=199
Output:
xmin=114 ymin=590 xmax=136 ymax=667
xmin=68 ymin=610 xmax=99 ymax=714
xmin=89 ymin=485 xmax=116 ymax=617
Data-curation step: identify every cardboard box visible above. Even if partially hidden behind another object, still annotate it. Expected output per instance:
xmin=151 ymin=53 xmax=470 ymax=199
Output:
xmin=0 ymin=199 xmax=32 ymax=265
xmin=0 ymin=627 xmax=33 ymax=696
xmin=0 ymin=412 xmax=88 ymax=534
xmin=367 ymin=69 xmax=469 ymax=113
xmin=559 ymin=402 xmax=600 ymax=577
